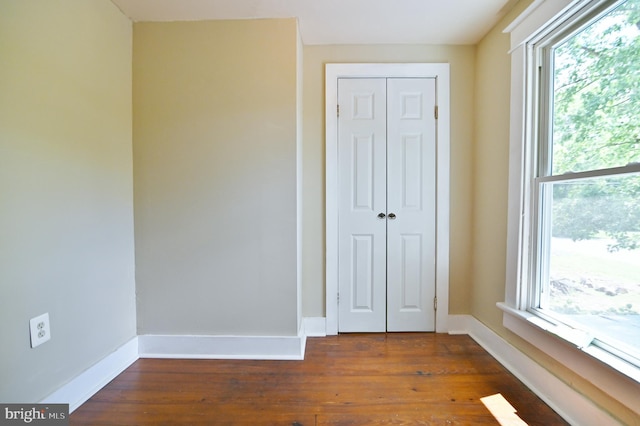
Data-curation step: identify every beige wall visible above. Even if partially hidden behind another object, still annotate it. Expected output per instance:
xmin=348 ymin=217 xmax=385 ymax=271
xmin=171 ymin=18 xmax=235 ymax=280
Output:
xmin=0 ymin=0 xmax=135 ymax=402
xmin=133 ymin=19 xmax=301 ymax=336
xmin=302 ymin=45 xmax=476 ymax=317
xmin=472 ymin=10 xmax=516 ymax=329
xmin=296 ymin=31 xmax=304 ymax=332
xmin=473 ymin=2 xmax=637 ymax=422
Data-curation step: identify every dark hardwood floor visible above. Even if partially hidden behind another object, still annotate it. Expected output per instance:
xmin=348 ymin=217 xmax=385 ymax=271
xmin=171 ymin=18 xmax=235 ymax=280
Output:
xmin=71 ymin=333 xmax=568 ymax=425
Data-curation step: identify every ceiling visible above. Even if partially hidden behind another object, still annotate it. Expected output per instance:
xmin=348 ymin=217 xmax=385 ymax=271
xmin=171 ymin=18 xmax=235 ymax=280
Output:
xmin=110 ymin=0 xmax=520 ymax=45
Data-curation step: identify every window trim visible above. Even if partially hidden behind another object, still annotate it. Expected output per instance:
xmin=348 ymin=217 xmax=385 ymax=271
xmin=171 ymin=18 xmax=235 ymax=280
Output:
xmin=502 ymin=0 xmax=640 ymax=407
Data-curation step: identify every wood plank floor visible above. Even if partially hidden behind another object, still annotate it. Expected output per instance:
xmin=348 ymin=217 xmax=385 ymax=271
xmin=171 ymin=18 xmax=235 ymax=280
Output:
xmin=71 ymin=333 xmax=568 ymax=425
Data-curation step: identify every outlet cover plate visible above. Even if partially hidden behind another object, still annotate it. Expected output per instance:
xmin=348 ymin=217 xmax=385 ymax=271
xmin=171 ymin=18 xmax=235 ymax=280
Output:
xmin=30 ymin=312 xmax=51 ymax=348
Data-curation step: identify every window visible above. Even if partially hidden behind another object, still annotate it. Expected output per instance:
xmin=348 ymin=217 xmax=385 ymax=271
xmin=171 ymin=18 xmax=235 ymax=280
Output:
xmin=503 ymin=0 xmax=640 ymax=387
xmin=532 ymin=0 xmax=640 ymax=367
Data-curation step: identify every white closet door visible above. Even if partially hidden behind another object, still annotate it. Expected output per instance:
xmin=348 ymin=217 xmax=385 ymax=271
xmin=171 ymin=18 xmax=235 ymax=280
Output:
xmin=386 ymin=78 xmax=437 ymax=332
xmin=337 ymin=78 xmax=388 ymax=332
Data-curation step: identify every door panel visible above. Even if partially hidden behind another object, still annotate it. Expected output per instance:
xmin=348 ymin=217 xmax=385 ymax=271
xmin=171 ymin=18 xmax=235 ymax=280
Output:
xmin=400 ymin=134 xmax=425 ymax=209
xmin=352 ymin=134 xmax=375 ymax=210
xmin=351 ymin=234 xmax=375 ymax=310
xmin=338 ymin=78 xmax=387 ymax=332
xmin=386 ymin=78 xmax=436 ymax=332
xmin=399 ymin=234 xmax=423 ymax=308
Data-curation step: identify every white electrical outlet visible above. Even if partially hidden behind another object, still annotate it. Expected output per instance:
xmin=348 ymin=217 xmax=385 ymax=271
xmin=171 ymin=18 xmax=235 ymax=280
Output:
xmin=29 ymin=313 xmax=51 ymax=348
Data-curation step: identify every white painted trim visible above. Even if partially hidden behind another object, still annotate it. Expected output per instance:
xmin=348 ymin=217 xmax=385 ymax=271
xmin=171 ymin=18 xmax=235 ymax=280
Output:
xmin=448 ymin=315 xmax=623 ymax=425
xmin=41 ymin=337 xmax=139 ymax=413
xmin=504 ymin=43 xmax=529 ymax=310
xmin=503 ymin=0 xmax=578 ymax=50
xmin=303 ymin=317 xmax=327 ymax=337
xmin=138 ymin=334 xmax=306 ymax=360
xmin=499 ymin=305 xmax=640 ymax=413
xmin=325 ymin=63 xmax=450 ymax=335
xmin=503 ymin=0 xmax=546 ymax=34
xmin=42 ymin=331 xmax=311 ymax=413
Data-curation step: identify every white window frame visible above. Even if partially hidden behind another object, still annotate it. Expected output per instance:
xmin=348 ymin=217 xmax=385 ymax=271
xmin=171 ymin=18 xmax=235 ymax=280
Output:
xmin=500 ymin=0 xmax=640 ymax=408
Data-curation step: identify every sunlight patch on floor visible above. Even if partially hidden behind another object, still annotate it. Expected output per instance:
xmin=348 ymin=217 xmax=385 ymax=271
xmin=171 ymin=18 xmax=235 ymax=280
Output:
xmin=480 ymin=393 xmax=528 ymax=426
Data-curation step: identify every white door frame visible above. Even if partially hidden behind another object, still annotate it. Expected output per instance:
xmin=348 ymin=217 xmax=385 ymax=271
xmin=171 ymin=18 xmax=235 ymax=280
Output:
xmin=325 ymin=63 xmax=450 ymax=335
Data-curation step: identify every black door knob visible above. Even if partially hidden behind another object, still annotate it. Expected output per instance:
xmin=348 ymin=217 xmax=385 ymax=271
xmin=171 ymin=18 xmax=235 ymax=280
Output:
xmin=388 ymin=213 xmax=396 ymax=219
xmin=377 ymin=213 xmax=386 ymax=219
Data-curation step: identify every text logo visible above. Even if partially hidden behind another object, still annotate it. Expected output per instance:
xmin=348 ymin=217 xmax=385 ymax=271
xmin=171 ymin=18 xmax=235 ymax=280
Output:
xmin=1 ymin=404 xmax=68 ymax=425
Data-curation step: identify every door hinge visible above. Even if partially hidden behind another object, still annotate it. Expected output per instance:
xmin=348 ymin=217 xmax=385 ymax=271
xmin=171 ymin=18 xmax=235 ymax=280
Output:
xmin=434 ymin=297 xmax=437 ymax=311
xmin=434 ymin=105 xmax=439 ymax=120
xmin=337 ymin=104 xmax=340 ymax=117
xmin=337 ymin=292 xmax=340 ymax=304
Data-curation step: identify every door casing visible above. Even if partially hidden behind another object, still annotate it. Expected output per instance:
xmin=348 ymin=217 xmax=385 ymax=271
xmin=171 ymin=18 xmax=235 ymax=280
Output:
xmin=325 ymin=63 xmax=450 ymax=335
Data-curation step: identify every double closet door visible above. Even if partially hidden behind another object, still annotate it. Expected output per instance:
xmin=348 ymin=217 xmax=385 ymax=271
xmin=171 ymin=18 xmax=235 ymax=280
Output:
xmin=337 ymin=78 xmax=436 ymax=332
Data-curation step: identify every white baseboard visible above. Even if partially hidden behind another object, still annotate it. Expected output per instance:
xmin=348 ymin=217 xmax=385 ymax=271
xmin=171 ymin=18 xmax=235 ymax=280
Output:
xmin=303 ymin=317 xmax=327 ymax=337
xmin=138 ymin=334 xmax=306 ymax=360
xmin=448 ymin=315 xmax=620 ymax=426
xmin=41 ymin=337 xmax=139 ymax=413
xmin=36 ymin=316 xmax=620 ymax=424
xmin=42 ymin=325 xmax=320 ymax=413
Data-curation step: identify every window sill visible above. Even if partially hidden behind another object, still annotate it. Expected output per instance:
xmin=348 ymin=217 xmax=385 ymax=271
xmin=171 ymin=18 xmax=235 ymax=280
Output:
xmin=497 ymin=302 xmax=640 ymax=410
